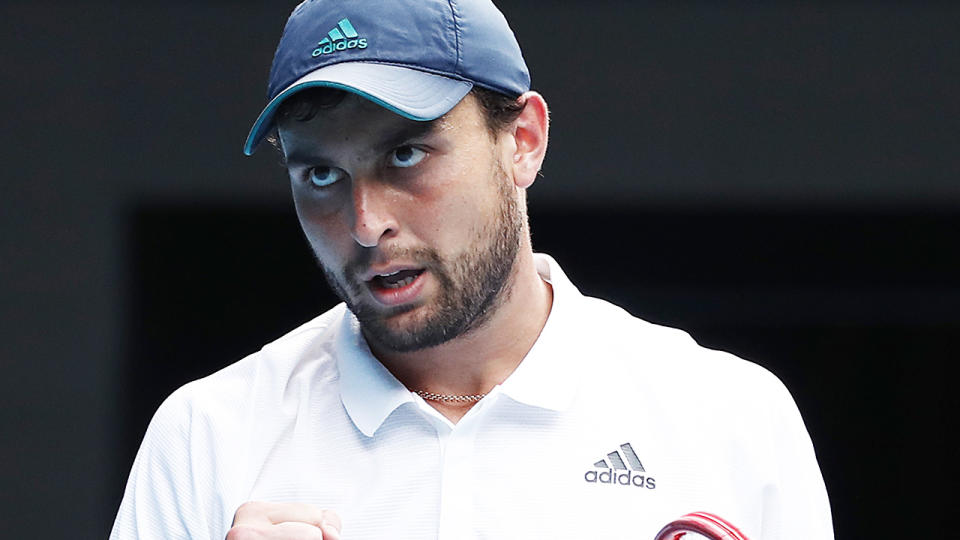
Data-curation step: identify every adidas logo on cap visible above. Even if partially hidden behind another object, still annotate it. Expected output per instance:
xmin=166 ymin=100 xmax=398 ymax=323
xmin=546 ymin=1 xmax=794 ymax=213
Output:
xmin=584 ymin=442 xmax=656 ymax=489
xmin=311 ymin=18 xmax=368 ymax=57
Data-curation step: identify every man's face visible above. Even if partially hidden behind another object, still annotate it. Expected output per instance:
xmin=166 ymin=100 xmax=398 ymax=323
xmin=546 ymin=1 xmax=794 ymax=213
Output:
xmin=278 ymin=93 xmax=524 ymax=353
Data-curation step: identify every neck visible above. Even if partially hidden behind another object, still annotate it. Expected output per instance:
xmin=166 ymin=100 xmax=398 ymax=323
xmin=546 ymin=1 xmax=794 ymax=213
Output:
xmin=367 ymin=249 xmax=553 ymax=423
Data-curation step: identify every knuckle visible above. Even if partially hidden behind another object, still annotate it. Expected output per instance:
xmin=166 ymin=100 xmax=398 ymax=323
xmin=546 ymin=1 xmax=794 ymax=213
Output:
xmin=233 ymin=500 xmax=267 ymax=523
xmin=225 ymin=524 xmax=261 ymax=540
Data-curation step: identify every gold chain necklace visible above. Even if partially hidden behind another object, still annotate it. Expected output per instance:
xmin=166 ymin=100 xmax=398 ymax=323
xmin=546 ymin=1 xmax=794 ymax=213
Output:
xmin=414 ymin=390 xmax=487 ymax=403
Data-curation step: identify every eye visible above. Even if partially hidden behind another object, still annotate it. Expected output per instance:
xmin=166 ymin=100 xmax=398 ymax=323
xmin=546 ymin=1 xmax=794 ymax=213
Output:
xmin=307 ymin=166 xmax=346 ymax=188
xmin=388 ymin=145 xmax=426 ymax=168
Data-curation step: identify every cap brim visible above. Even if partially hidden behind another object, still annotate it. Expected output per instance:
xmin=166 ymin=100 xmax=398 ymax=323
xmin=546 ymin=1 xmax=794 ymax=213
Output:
xmin=243 ymin=63 xmax=473 ymax=155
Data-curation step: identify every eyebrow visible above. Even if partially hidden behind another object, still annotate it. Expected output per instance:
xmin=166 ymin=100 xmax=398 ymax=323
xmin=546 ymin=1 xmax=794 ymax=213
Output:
xmin=283 ymin=118 xmax=439 ymax=168
xmin=374 ymin=119 xmax=439 ymax=151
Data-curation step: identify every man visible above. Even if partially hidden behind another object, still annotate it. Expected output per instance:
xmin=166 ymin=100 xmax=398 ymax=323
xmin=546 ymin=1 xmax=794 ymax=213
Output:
xmin=111 ymin=1 xmax=833 ymax=539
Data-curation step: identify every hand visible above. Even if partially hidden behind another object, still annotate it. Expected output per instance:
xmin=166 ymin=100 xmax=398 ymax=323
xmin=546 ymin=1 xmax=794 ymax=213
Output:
xmin=226 ymin=501 xmax=342 ymax=540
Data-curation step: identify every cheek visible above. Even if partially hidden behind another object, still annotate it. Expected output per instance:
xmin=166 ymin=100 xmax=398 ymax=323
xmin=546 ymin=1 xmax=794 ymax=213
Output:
xmin=420 ymin=179 xmax=501 ymax=249
xmin=431 ymin=149 xmax=498 ymax=203
xmin=292 ymin=190 xmax=350 ymax=261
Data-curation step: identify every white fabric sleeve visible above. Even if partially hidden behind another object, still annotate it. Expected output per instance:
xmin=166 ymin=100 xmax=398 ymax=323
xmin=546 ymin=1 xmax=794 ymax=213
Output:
xmin=761 ymin=375 xmax=835 ymax=540
xmin=109 ymin=386 xmax=227 ymax=540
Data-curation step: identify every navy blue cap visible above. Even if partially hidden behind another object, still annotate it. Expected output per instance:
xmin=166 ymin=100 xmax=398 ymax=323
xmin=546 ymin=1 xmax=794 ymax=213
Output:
xmin=244 ymin=0 xmax=531 ymax=155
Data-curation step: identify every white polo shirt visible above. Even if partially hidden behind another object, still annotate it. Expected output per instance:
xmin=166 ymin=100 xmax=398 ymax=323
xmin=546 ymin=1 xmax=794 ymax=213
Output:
xmin=111 ymin=254 xmax=833 ymax=540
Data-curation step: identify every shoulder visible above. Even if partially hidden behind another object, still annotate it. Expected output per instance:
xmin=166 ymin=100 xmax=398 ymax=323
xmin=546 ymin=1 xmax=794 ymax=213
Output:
xmin=568 ymin=295 xmax=812 ymax=470
xmin=149 ymin=303 xmax=349 ymax=439
xmin=574 ymin=293 xmax=792 ymax=406
xmin=540 ymin=252 xmax=788 ymax=404
xmin=112 ymin=305 xmax=351 ymax=538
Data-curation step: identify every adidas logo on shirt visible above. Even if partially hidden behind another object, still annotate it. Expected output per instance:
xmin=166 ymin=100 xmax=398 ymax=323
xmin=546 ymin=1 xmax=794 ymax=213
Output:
xmin=311 ymin=18 xmax=368 ymax=57
xmin=584 ymin=442 xmax=656 ymax=489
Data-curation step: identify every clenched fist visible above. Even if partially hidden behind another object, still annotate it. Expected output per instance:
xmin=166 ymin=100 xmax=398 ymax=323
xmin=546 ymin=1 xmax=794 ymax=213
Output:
xmin=226 ymin=501 xmax=342 ymax=540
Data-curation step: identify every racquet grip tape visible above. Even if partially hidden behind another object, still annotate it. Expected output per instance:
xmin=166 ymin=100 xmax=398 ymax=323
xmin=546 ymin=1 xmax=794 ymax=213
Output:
xmin=654 ymin=511 xmax=750 ymax=540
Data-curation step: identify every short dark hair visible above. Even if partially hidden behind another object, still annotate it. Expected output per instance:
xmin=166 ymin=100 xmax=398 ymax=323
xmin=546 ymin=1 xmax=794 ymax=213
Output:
xmin=470 ymin=86 xmax=526 ymax=135
xmin=268 ymin=86 xmax=525 ymax=152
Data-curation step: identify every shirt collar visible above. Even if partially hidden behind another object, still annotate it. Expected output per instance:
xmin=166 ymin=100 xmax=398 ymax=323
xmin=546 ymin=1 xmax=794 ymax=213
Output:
xmin=495 ymin=253 xmax=583 ymax=412
xmin=335 ymin=310 xmax=415 ymax=437
xmin=337 ymin=252 xmax=584 ymax=436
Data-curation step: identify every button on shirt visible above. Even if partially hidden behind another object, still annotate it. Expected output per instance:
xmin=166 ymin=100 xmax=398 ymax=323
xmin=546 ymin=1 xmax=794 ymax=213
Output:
xmin=111 ymin=254 xmax=834 ymax=540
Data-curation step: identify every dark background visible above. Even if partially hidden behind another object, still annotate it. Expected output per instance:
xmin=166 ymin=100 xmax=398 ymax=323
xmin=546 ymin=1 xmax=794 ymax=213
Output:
xmin=2 ymin=1 xmax=957 ymax=538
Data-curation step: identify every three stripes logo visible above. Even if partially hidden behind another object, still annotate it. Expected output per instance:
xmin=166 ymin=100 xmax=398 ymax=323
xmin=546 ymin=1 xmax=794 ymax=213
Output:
xmin=312 ymin=18 xmax=368 ymax=57
xmin=584 ymin=442 xmax=656 ymax=489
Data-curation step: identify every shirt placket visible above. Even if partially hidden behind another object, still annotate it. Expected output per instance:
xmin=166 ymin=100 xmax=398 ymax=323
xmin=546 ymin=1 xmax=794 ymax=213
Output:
xmin=438 ymin=420 xmax=478 ymax=539
xmin=418 ymin=398 xmax=493 ymax=540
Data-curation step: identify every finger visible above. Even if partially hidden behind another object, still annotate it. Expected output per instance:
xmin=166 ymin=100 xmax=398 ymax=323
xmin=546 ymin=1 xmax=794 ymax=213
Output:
xmin=233 ymin=501 xmax=340 ymax=531
xmin=318 ymin=511 xmax=342 ymax=539
xmin=318 ymin=521 xmax=342 ymax=540
xmin=226 ymin=522 xmax=324 ymax=540
xmin=272 ymin=522 xmax=326 ymax=539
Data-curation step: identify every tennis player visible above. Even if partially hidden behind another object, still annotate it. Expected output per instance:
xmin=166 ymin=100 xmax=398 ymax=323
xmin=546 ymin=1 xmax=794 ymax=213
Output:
xmin=111 ymin=1 xmax=833 ymax=538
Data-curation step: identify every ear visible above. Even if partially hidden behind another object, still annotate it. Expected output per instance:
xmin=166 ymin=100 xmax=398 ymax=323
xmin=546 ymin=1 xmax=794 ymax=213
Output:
xmin=507 ymin=91 xmax=549 ymax=189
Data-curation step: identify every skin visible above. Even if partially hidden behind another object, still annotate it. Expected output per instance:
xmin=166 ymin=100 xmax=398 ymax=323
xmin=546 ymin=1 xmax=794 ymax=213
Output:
xmin=229 ymin=90 xmax=551 ymax=539
xmin=227 ymin=502 xmax=342 ymax=539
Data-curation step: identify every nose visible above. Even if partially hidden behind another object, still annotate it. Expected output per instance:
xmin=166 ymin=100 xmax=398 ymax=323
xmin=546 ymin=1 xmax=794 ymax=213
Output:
xmin=348 ymin=177 xmax=398 ymax=248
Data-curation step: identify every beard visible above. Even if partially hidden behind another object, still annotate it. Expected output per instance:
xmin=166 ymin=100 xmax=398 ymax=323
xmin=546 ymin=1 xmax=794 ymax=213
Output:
xmin=318 ymin=166 xmax=524 ymax=353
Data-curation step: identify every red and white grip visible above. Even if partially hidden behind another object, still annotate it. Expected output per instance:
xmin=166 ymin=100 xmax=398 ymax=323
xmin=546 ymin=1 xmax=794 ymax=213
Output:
xmin=654 ymin=511 xmax=750 ymax=540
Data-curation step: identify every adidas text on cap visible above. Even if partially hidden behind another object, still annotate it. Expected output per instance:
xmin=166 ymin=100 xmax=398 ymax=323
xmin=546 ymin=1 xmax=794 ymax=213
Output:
xmin=243 ymin=0 xmax=531 ymax=155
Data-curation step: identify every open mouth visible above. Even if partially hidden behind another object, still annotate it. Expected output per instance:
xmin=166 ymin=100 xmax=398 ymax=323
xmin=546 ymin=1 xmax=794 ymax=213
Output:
xmin=370 ymin=269 xmax=425 ymax=290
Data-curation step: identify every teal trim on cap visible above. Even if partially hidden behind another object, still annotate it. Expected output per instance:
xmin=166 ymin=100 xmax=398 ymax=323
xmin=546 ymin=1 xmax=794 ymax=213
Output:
xmin=243 ymin=81 xmax=432 ymax=156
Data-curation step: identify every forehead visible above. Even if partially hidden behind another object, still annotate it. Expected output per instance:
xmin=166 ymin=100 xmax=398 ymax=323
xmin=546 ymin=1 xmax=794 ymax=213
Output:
xmin=276 ymin=92 xmax=487 ymax=160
